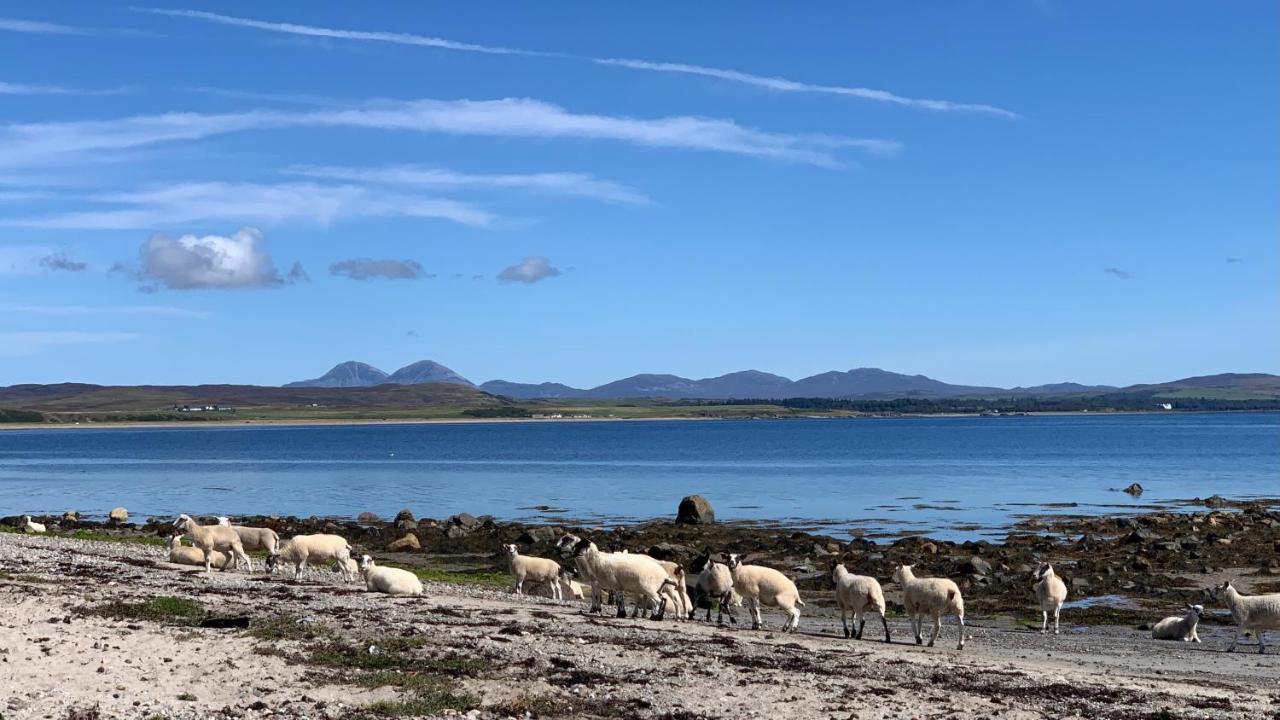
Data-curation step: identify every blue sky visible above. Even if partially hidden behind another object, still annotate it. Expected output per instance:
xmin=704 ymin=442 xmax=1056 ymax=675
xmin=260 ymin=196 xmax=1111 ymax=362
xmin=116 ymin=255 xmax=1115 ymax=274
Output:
xmin=0 ymin=2 xmax=1275 ymax=388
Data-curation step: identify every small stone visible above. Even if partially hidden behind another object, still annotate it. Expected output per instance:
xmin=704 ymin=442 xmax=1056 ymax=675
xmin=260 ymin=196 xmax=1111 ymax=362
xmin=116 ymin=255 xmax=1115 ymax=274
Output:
xmin=108 ymin=507 xmax=129 ymax=524
xmin=1123 ymin=483 xmax=1144 ymax=496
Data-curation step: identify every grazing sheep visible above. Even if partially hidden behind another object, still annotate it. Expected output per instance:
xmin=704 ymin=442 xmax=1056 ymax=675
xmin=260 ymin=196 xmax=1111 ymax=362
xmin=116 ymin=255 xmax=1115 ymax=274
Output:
xmin=833 ymin=561 xmax=889 ymax=642
xmin=21 ymin=516 xmax=46 ymax=534
xmin=266 ymin=534 xmax=353 ymax=581
xmin=1151 ymin=604 xmax=1203 ymax=642
xmin=173 ymin=513 xmax=251 ymax=573
xmin=214 ymin=516 xmax=280 ymax=558
xmin=357 ymin=555 xmax=423 ymax=596
xmin=721 ymin=553 xmax=803 ymax=632
xmin=167 ymin=535 xmax=231 ymax=569
xmin=688 ymin=552 xmax=737 ymax=625
xmin=1211 ymin=580 xmax=1280 ymax=653
xmin=566 ymin=538 xmax=680 ymax=620
xmin=892 ymin=564 xmax=966 ymax=650
xmin=1033 ymin=562 xmax=1068 ymax=635
xmin=504 ymin=543 xmax=563 ymax=599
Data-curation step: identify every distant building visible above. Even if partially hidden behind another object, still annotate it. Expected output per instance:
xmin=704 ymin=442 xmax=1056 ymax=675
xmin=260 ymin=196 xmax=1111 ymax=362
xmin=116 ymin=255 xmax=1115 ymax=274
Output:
xmin=1159 ymin=403 xmax=1173 ymax=410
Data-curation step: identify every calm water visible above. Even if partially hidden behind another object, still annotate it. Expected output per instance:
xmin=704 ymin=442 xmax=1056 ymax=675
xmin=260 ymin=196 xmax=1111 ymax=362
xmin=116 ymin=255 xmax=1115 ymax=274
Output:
xmin=1 ymin=413 xmax=1276 ymax=539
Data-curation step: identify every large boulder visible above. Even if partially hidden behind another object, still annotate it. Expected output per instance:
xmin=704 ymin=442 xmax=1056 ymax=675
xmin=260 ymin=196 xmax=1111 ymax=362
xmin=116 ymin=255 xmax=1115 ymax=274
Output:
xmin=394 ymin=509 xmax=416 ymax=530
xmin=676 ymin=495 xmax=715 ymax=525
xmin=1123 ymin=483 xmax=1144 ymax=496
xmin=357 ymin=511 xmax=380 ymax=523
xmin=387 ymin=533 xmax=421 ymax=552
xmin=448 ymin=513 xmax=480 ymax=530
xmin=517 ymin=526 xmax=559 ymax=545
xmin=108 ymin=507 xmax=128 ymax=525
xmin=62 ymin=510 xmax=79 ymax=524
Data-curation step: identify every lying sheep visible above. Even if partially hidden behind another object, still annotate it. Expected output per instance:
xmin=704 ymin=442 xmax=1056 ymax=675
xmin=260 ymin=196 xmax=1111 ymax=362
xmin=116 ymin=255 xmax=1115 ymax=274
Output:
xmin=722 ymin=553 xmax=803 ymax=632
xmin=174 ymin=513 xmax=250 ymax=573
xmin=523 ymin=568 xmax=585 ymax=601
xmin=266 ymin=534 xmax=353 ymax=581
xmin=357 ymin=555 xmax=423 ymax=596
xmin=1151 ymin=604 xmax=1203 ymax=642
xmin=167 ymin=535 xmax=231 ymax=569
xmin=892 ymin=564 xmax=966 ymax=650
xmin=833 ymin=561 xmax=889 ymax=642
xmin=215 ymin=516 xmax=280 ymax=558
xmin=689 ymin=552 xmax=737 ymax=625
xmin=21 ymin=515 xmax=46 ymax=534
xmin=504 ymin=543 xmax=562 ymax=600
xmin=1033 ymin=562 xmax=1068 ymax=635
xmin=567 ymin=538 xmax=679 ymax=620
xmin=1212 ymin=580 xmax=1280 ymax=653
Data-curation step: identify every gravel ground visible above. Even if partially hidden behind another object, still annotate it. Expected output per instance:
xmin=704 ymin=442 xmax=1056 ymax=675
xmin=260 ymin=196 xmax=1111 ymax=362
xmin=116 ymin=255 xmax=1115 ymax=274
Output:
xmin=2 ymin=531 xmax=1278 ymax=720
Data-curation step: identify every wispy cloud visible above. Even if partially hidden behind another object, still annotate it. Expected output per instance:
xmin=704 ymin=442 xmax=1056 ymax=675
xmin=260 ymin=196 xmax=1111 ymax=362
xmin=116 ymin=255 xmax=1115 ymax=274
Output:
xmin=498 ymin=256 xmax=561 ymax=284
xmin=140 ymin=8 xmax=1013 ymax=117
xmin=0 ymin=303 xmax=211 ymax=319
xmin=5 ymin=181 xmax=493 ymax=229
xmin=37 ymin=252 xmax=86 ymax=272
xmin=0 ymin=331 xmax=141 ymax=358
xmin=285 ymin=164 xmax=649 ymax=204
xmin=330 ymin=258 xmax=430 ymax=281
xmin=1103 ymin=267 xmax=1133 ymax=280
xmin=0 ymin=99 xmax=884 ymax=169
xmin=1226 ymin=257 xmax=1244 ymax=264
xmin=0 ymin=81 xmax=129 ymax=96
xmin=0 ymin=245 xmax=54 ymax=273
xmin=0 ymin=17 xmax=85 ymax=35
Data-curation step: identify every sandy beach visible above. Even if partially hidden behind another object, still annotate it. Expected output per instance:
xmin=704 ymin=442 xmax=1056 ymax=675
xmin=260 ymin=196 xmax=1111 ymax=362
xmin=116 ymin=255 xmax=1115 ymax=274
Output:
xmin=2 ymin=531 xmax=1277 ymax=720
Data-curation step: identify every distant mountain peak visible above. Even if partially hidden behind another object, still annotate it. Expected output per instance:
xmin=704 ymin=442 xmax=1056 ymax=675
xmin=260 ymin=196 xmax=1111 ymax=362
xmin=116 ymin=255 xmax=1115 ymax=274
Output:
xmin=386 ymin=360 xmax=473 ymax=387
xmin=284 ymin=361 xmax=388 ymax=388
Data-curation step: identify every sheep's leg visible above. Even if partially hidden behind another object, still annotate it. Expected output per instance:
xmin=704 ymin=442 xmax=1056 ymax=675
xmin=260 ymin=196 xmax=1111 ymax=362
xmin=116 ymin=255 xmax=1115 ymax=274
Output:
xmin=1227 ymin=628 xmax=1240 ymax=652
xmin=956 ymin=612 xmax=966 ymax=650
xmin=1040 ymin=610 xmax=1048 ymax=634
xmin=928 ymin=614 xmax=941 ymax=647
xmin=856 ymin=615 xmax=866 ymax=640
xmin=786 ymin=605 xmax=800 ymax=632
xmin=551 ymin=580 xmax=562 ymax=601
xmin=912 ymin=615 xmax=923 ymax=645
xmin=880 ymin=612 xmax=891 ymax=643
xmin=615 ymin=593 xmax=627 ymax=619
xmin=840 ymin=607 xmax=850 ymax=638
xmin=203 ymin=548 xmax=213 ymax=574
xmin=1053 ymin=605 xmax=1061 ymax=635
xmin=1258 ymin=631 xmax=1266 ymax=654
xmin=722 ymin=593 xmax=737 ymax=625
xmin=650 ymin=591 xmax=668 ymax=621
xmin=750 ymin=598 xmax=763 ymax=630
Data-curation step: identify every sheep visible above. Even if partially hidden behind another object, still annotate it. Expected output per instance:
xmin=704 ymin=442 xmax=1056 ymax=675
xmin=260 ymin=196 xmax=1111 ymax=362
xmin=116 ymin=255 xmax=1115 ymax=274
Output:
xmin=21 ymin=515 xmax=46 ymax=534
xmin=504 ymin=543 xmax=563 ymax=600
xmin=1033 ymin=562 xmax=1068 ymax=635
xmin=215 ymin=516 xmax=280 ymax=557
xmin=173 ymin=513 xmax=251 ymax=573
xmin=721 ymin=553 xmax=803 ymax=632
xmin=556 ymin=534 xmax=610 ymax=613
xmin=688 ymin=552 xmax=737 ymax=625
xmin=892 ymin=564 xmax=966 ymax=650
xmin=332 ymin=556 xmax=360 ymax=582
xmin=1211 ymin=580 xmax=1280 ymax=654
xmin=357 ymin=555 xmax=423 ymax=596
xmin=833 ymin=561 xmax=889 ymax=642
xmin=524 ymin=567 xmax=585 ymax=601
xmin=566 ymin=538 xmax=680 ymax=620
xmin=167 ymin=534 xmax=231 ymax=569
xmin=266 ymin=534 xmax=353 ymax=581
xmin=1151 ymin=604 xmax=1203 ymax=642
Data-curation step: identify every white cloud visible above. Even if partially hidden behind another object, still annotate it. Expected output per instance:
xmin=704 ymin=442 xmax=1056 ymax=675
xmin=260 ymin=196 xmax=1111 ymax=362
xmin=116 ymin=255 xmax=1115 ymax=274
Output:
xmin=0 ymin=17 xmax=84 ymax=34
xmin=498 ymin=256 xmax=561 ymax=284
xmin=284 ymin=165 xmax=649 ymax=204
xmin=0 ymin=303 xmax=211 ymax=318
xmin=0 ymin=331 xmax=141 ymax=358
xmin=0 ymin=81 xmax=127 ymax=96
xmin=0 ymin=99 xmax=891 ymax=170
xmin=129 ymin=226 xmax=295 ymax=290
xmin=141 ymin=8 xmax=1014 ymax=117
xmin=330 ymin=258 xmax=428 ymax=281
xmin=6 ymin=181 xmax=492 ymax=229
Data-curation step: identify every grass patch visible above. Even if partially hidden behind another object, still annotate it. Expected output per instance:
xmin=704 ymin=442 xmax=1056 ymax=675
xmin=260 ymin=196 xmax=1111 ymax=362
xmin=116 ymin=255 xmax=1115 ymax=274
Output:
xmin=493 ymin=693 xmax=573 ymax=716
xmin=66 ymin=530 xmax=166 ymax=547
xmin=357 ymin=688 xmax=479 ymax=718
xmin=176 ymin=693 xmax=197 ymax=702
xmin=0 ymin=570 xmax=51 ymax=583
xmin=77 ymin=596 xmax=203 ymax=624
xmin=383 ymin=562 xmax=508 ymax=589
xmin=248 ymin=613 xmax=332 ymax=642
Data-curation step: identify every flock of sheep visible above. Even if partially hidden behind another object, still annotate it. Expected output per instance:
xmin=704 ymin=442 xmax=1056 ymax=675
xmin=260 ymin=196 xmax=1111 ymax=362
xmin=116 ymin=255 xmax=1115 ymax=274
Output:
xmin=18 ymin=513 xmax=1280 ymax=653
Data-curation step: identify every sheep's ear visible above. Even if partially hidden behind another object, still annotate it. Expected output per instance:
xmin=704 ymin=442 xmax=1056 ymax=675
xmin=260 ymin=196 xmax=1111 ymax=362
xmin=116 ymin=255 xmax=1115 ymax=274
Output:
xmin=720 ymin=552 xmax=730 ymax=560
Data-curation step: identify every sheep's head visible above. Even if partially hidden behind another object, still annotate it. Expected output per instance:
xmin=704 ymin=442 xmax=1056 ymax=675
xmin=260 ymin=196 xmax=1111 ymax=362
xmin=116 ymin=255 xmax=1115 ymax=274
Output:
xmin=216 ymin=517 xmax=231 ymax=526
xmin=1186 ymin=603 xmax=1205 ymax=617
xmin=569 ymin=538 xmax=595 ymax=558
xmin=264 ymin=552 xmax=280 ymax=573
xmin=1035 ymin=562 xmax=1054 ymax=580
xmin=830 ymin=561 xmax=848 ymax=585
xmin=554 ymin=534 xmax=581 ymax=558
xmin=358 ymin=554 xmax=375 ymax=572
xmin=21 ymin=515 xmax=30 ymax=523
xmin=1210 ymin=580 xmax=1235 ymax=600
xmin=167 ymin=534 xmax=182 ymax=549
xmin=891 ymin=564 xmax=913 ymax=583
xmin=173 ymin=514 xmax=193 ymax=530
xmin=502 ymin=543 xmax=519 ymax=557
xmin=559 ymin=565 xmax=578 ymax=580
xmin=721 ymin=553 xmax=746 ymax=570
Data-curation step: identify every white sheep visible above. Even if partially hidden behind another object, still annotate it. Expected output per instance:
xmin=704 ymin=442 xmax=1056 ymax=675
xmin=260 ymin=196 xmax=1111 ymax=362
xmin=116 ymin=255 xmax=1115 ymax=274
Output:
xmin=173 ymin=513 xmax=251 ymax=573
xmin=892 ymin=564 xmax=966 ymax=650
xmin=565 ymin=538 xmax=680 ymax=620
xmin=167 ymin=534 xmax=231 ymax=569
xmin=1033 ymin=562 xmax=1068 ymax=635
xmin=357 ymin=555 xmax=423 ymax=596
xmin=332 ymin=556 xmax=360 ymax=582
xmin=721 ymin=553 xmax=803 ymax=632
xmin=21 ymin=515 xmax=46 ymax=534
xmin=1211 ymin=580 xmax=1280 ymax=654
xmin=527 ymin=566 xmax=586 ymax=600
xmin=556 ymin=534 xmax=610 ymax=613
xmin=1151 ymin=604 xmax=1203 ymax=642
xmin=690 ymin=554 xmax=737 ymax=625
xmin=504 ymin=543 xmax=563 ymax=600
xmin=266 ymin=534 xmax=353 ymax=581
xmin=833 ymin=562 xmax=889 ymax=642
xmin=215 ymin=516 xmax=280 ymax=558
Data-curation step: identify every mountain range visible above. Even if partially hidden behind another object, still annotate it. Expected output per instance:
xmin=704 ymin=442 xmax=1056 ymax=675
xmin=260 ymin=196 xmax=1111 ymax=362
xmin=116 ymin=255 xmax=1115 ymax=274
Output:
xmin=283 ymin=360 xmax=1184 ymax=399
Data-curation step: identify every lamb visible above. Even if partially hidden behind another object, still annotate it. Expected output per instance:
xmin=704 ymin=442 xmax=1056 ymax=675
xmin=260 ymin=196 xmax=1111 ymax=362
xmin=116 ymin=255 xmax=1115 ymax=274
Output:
xmin=722 ymin=553 xmax=803 ymax=632
xmin=332 ymin=556 xmax=360 ymax=582
xmin=266 ymin=534 xmax=353 ymax=581
xmin=892 ymin=564 xmax=966 ymax=650
xmin=173 ymin=513 xmax=251 ymax=573
xmin=504 ymin=543 xmax=563 ymax=599
xmin=21 ymin=515 xmax=46 ymax=534
xmin=1151 ymin=604 xmax=1203 ymax=642
xmin=688 ymin=552 xmax=737 ymax=625
xmin=566 ymin=538 xmax=680 ymax=620
xmin=214 ymin=516 xmax=280 ymax=557
xmin=167 ymin=534 xmax=231 ymax=569
xmin=1033 ymin=562 xmax=1068 ymax=635
xmin=1212 ymin=580 xmax=1280 ymax=653
xmin=357 ymin=555 xmax=423 ymax=596
xmin=833 ymin=562 xmax=889 ymax=642
xmin=524 ymin=567 xmax=585 ymax=600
